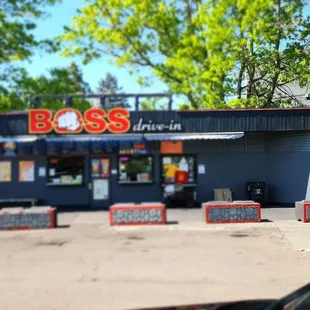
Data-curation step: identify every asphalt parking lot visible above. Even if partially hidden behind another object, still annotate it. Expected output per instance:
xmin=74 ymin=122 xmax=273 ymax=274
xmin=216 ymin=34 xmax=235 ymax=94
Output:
xmin=0 ymin=207 xmax=309 ymax=310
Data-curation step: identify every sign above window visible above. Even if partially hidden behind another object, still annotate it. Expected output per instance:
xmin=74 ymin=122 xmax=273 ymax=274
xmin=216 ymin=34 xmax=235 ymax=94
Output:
xmin=29 ymin=108 xmax=131 ymax=135
xmin=132 ymin=118 xmax=183 ymax=133
xmin=28 ymin=108 xmax=183 ymax=135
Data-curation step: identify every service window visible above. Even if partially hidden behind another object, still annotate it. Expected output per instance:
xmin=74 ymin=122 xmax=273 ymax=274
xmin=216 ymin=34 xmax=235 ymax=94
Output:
xmin=161 ymin=155 xmax=196 ymax=184
xmin=47 ymin=156 xmax=85 ymax=186
xmin=118 ymin=155 xmax=154 ymax=184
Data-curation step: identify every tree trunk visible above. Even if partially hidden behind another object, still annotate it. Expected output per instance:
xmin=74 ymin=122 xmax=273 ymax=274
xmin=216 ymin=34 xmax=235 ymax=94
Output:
xmin=246 ymin=35 xmax=255 ymax=101
xmin=237 ymin=62 xmax=245 ymax=99
xmin=187 ymin=93 xmax=198 ymax=109
xmin=246 ymin=66 xmax=255 ymax=100
xmin=266 ymin=0 xmax=282 ymax=105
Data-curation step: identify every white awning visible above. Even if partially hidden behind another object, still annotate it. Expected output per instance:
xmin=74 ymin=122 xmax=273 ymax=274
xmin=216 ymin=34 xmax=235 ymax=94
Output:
xmin=0 ymin=136 xmax=39 ymax=142
xmin=0 ymin=133 xmax=244 ymax=143
xmin=44 ymin=134 xmax=144 ymax=142
xmin=144 ymin=132 xmax=244 ymax=141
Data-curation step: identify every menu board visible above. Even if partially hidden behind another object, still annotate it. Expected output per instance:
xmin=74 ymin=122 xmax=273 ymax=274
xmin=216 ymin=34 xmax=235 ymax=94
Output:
xmin=19 ymin=161 xmax=35 ymax=182
xmin=0 ymin=161 xmax=11 ymax=182
xmin=91 ymin=158 xmax=110 ymax=178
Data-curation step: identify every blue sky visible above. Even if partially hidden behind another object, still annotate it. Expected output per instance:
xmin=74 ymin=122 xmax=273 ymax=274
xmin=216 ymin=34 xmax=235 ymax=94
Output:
xmin=22 ymin=0 xmax=167 ymax=93
xmin=22 ymin=1 xmax=310 ymax=95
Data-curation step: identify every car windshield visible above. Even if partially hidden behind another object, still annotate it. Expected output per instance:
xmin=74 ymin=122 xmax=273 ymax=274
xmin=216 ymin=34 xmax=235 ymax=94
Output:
xmin=1 ymin=0 xmax=310 ymax=309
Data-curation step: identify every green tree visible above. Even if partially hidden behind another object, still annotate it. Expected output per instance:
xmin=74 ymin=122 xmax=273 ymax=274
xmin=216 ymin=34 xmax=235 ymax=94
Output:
xmin=97 ymin=73 xmax=130 ymax=108
xmin=61 ymin=0 xmax=310 ymax=109
xmin=0 ymin=0 xmax=60 ymax=83
xmin=0 ymin=0 xmax=61 ymax=110
xmin=226 ymin=0 xmax=310 ymax=108
xmin=139 ymin=97 xmax=170 ymax=110
xmin=1 ymin=64 xmax=91 ymax=112
xmin=68 ymin=62 xmax=92 ymax=94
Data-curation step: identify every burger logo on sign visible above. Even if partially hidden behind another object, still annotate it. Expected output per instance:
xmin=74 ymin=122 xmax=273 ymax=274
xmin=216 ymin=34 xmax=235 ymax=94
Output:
xmin=54 ymin=109 xmax=83 ymax=133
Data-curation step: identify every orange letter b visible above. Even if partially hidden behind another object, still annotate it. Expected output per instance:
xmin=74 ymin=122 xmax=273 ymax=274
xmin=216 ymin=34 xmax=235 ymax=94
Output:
xmin=28 ymin=109 xmax=53 ymax=134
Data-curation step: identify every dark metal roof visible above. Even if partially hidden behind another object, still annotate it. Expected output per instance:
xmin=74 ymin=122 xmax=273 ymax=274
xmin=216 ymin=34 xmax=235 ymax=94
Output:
xmin=1 ymin=108 xmax=310 ymax=135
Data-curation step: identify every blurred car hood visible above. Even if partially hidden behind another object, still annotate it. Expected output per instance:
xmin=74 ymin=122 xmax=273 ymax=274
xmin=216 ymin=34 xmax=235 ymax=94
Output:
xmin=131 ymin=299 xmax=277 ymax=310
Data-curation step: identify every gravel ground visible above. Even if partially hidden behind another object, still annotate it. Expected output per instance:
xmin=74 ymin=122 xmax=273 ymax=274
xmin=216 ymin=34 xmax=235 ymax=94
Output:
xmin=0 ymin=208 xmax=309 ymax=310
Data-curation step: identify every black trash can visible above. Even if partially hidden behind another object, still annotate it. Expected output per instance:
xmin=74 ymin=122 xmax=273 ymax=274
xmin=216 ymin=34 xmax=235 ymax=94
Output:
xmin=247 ymin=181 xmax=266 ymax=207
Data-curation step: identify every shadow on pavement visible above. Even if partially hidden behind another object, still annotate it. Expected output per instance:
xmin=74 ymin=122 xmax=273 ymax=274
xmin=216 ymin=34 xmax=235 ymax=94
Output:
xmin=166 ymin=221 xmax=179 ymax=225
xmin=56 ymin=224 xmax=71 ymax=229
xmin=56 ymin=207 xmax=109 ymax=213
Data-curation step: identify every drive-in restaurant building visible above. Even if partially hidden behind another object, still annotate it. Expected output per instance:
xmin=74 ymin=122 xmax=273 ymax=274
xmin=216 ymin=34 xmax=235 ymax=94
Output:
xmin=0 ymin=94 xmax=309 ymax=209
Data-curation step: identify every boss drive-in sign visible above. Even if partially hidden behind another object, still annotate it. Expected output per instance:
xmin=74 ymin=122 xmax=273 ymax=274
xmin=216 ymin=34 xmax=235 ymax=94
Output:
xmin=28 ymin=108 xmax=183 ymax=134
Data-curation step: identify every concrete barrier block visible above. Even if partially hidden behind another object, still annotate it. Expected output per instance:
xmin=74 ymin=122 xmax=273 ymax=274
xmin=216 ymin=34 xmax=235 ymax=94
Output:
xmin=202 ymin=201 xmax=227 ymax=217
xmin=0 ymin=206 xmax=57 ymax=230
xmin=203 ymin=201 xmax=261 ymax=224
xmin=109 ymin=203 xmax=166 ymax=226
xmin=0 ymin=207 xmax=24 ymax=212
xmin=295 ymin=201 xmax=304 ymax=221
xmin=295 ymin=201 xmax=310 ymax=222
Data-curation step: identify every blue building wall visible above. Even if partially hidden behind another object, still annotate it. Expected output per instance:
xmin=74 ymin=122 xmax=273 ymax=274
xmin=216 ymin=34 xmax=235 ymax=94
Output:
xmin=186 ymin=136 xmax=268 ymax=203
xmin=0 ymin=156 xmax=89 ymax=207
xmin=266 ymin=132 xmax=310 ymax=204
xmin=191 ymin=132 xmax=310 ymax=204
xmin=0 ymin=131 xmax=309 ymax=207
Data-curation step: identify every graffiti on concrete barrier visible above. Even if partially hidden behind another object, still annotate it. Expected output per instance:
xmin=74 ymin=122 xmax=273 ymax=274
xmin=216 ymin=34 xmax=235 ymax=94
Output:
xmin=112 ymin=209 xmax=164 ymax=224
xmin=208 ymin=207 xmax=259 ymax=222
xmin=306 ymin=206 xmax=310 ymax=220
xmin=0 ymin=212 xmax=54 ymax=230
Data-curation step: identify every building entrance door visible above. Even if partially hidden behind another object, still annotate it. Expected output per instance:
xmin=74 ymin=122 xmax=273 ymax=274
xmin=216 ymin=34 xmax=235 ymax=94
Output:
xmin=89 ymin=157 xmax=111 ymax=209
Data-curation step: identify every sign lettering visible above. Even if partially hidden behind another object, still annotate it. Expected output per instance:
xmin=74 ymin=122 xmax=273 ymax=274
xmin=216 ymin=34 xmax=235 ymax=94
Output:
xmin=132 ymin=118 xmax=183 ymax=133
xmin=28 ymin=108 xmax=131 ymax=134
xmin=28 ymin=108 xmax=183 ymax=134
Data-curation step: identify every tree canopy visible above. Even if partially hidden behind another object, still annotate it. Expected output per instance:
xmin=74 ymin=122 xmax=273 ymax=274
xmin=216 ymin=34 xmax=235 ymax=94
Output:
xmin=0 ymin=62 xmax=91 ymax=111
xmin=97 ymin=73 xmax=130 ymax=108
xmin=0 ymin=0 xmax=60 ymax=87
xmin=61 ymin=0 xmax=310 ymax=109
